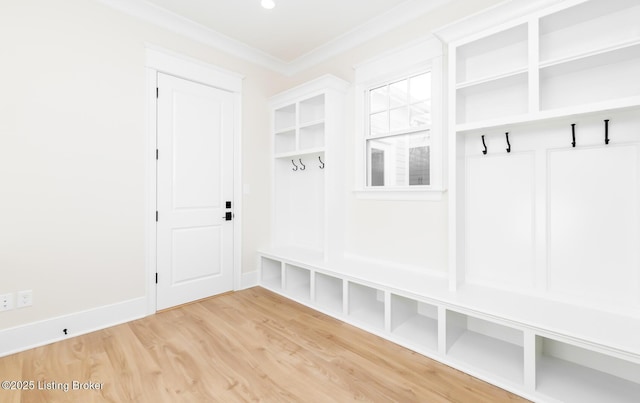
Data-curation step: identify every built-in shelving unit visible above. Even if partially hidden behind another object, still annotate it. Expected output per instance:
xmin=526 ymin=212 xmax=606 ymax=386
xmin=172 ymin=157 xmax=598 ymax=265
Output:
xmin=268 ymin=75 xmax=349 ymax=262
xmin=442 ymin=0 xmax=640 ymax=401
xmin=258 ymin=2 xmax=640 ymax=401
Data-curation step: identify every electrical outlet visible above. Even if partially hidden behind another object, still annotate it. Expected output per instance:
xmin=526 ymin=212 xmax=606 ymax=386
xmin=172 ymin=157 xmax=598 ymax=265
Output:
xmin=0 ymin=293 xmax=14 ymax=311
xmin=17 ymin=290 xmax=33 ymax=308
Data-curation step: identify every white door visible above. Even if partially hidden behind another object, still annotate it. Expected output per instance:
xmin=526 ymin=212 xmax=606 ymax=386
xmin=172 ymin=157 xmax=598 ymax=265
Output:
xmin=156 ymin=72 xmax=234 ymax=310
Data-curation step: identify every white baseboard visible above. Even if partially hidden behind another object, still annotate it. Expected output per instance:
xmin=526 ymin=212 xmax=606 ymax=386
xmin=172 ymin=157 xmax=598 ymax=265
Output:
xmin=240 ymin=270 xmax=259 ymax=290
xmin=0 ymin=297 xmax=148 ymax=358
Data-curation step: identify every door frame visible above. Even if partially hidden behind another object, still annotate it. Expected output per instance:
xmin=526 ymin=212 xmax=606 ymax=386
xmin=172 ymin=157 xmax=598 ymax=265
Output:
xmin=145 ymin=45 xmax=244 ymax=314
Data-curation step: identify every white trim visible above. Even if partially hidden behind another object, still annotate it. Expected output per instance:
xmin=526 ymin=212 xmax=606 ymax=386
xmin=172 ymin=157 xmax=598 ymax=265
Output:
xmin=0 ymin=297 xmax=147 ymax=357
xmin=145 ymin=44 xmax=244 ymax=91
xmin=96 ymin=0 xmax=453 ymax=75
xmin=96 ymin=0 xmax=287 ymax=73
xmin=354 ymin=188 xmax=446 ymax=201
xmin=354 ymin=37 xmax=446 ymax=198
xmin=286 ymin=0 xmax=452 ymax=75
xmin=145 ymin=45 xmax=243 ymax=313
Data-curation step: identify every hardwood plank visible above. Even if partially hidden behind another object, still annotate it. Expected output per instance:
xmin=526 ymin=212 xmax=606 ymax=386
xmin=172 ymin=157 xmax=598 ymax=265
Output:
xmin=0 ymin=287 xmax=529 ymax=402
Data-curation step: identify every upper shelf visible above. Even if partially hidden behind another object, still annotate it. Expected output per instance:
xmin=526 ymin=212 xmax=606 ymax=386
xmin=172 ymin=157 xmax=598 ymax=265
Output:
xmin=453 ymin=0 xmax=640 ymax=131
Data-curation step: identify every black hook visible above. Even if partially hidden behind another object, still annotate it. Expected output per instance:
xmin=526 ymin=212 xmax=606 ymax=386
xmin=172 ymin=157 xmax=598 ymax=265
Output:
xmin=481 ymin=135 xmax=487 ymax=155
xmin=605 ymin=119 xmax=610 ymax=145
xmin=291 ymin=159 xmax=298 ymax=171
xmin=505 ymin=132 xmax=511 ymax=153
xmin=571 ymin=123 xmax=576 ymax=148
xmin=318 ymin=156 xmax=325 ymax=169
xmin=298 ymin=158 xmax=305 ymax=170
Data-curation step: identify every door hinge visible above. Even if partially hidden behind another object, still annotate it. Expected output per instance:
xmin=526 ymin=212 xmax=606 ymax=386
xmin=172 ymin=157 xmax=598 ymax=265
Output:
xmin=156 ymin=211 xmax=158 ymax=222
xmin=155 ymin=273 xmax=158 ymax=284
xmin=156 ymin=87 xmax=159 ymax=98
xmin=156 ymin=149 xmax=158 ymax=160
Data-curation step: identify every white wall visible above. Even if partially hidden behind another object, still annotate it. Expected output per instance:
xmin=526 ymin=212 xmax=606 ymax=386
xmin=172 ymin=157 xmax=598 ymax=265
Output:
xmin=0 ymin=0 xmax=282 ymax=330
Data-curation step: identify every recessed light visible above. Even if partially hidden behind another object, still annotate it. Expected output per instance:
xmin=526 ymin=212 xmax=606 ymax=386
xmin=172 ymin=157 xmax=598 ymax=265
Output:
xmin=261 ymin=0 xmax=275 ymax=10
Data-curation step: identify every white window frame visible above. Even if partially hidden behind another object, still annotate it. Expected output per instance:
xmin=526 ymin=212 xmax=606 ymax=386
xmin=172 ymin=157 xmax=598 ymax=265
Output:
xmin=354 ymin=36 xmax=446 ymax=201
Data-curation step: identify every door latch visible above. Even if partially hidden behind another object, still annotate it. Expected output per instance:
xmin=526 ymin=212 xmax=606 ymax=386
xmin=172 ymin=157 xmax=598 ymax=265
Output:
xmin=224 ymin=212 xmax=233 ymax=221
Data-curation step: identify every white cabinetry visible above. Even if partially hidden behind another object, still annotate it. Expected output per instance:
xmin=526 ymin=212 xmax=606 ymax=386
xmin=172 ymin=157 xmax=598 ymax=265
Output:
xmin=444 ymin=0 xmax=640 ymax=401
xmin=268 ymin=75 xmax=348 ymax=262
xmin=259 ymin=3 xmax=640 ymax=400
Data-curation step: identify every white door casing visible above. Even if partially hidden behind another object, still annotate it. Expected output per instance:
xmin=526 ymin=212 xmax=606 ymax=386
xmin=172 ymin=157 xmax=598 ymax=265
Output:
xmin=156 ymin=72 xmax=234 ymax=310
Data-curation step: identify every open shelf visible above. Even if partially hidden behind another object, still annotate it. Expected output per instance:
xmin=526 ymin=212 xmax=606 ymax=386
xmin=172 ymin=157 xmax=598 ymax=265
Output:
xmin=539 ymin=0 xmax=640 ymax=64
xmin=446 ymin=311 xmax=524 ymax=385
xmin=536 ymin=337 xmax=640 ymax=403
xmin=314 ymin=272 xmax=343 ymax=315
xmin=299 ymin=94 xmax=325 ymax=125
xmin=540 ymin=43 xmax=640 ymax=111
xmin=261 ymin=257 xmax=282 ymax=290
xmin=456 ymin=71 xmax=528 ymax=125
xmin=284 ymin=264 xmax=311 ymax=301
xmin=348 ymin=282 xmax=385 ymax=330
xmin=274 ymin=104 xmax=296 ymax=132
xmin=456 ymin=23 xmax=527 ymax=85
xmin=274 ymin=129 xmax=296 ymax=154
xmin=390 ymin=294 xmax=438 ymax=351
xmin=299 ymin=122 xmax=324 ymax=150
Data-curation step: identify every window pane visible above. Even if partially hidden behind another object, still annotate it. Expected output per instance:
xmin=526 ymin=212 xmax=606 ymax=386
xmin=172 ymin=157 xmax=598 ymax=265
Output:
xmin=370 ymin=111 xmax=388 ymax=136
xmin=389 ymin=79 xmax=408 ymax=109
xmin=390 ymin=107 xmax=409 ymax=132
xmin=370 ymin=148 xmax=385 ymax=186
xmin=410 ymin=101 xmax=431 ymax=127
xmin=369 ymin=86 xmax=387 ymax=113
xmin=367 ymin=130 xmax=430 ymax=187
xmin=409 ymin=73 xmax=430 ymax=102
xmin=409 ymin=146 xmax=430 ymax=185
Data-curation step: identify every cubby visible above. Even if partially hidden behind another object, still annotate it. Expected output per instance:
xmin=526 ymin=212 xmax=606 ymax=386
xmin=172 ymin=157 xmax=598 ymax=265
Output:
xmin=390 ymin=294 xmax=438 ymax=351
xmin=284 ymin=264 xmax=311 ymax=301
xmin=455 ymin=23 xmax=528 ymax=85
xmin=536 ymin=337 xmax=640 ymax=403
xmin=261 ymin=257 xmax=282 ymax=290
xmin=314 ymin=272 xmax=343 ymax=315
xmin=348 ymin=283 xmax=385 ymax=330
xmin=299 ymin=94 xmax=325 ymax=125
xmin=456 ymin=72 xmax=528 ymax=125
xmin=538 ymin=0 xmax=640 ymax=64
xmin=446 ymin=311 xmax=524 ymax=385
xmin=539 ymin=43 xmax=640 ymax=111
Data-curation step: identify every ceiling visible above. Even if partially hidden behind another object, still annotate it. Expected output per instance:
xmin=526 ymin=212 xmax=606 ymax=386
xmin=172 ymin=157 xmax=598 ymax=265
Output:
xmin=104 ymin=0 xmax=451 ymax=74
xmin=143 ymin=0 xmax=415 ymax=62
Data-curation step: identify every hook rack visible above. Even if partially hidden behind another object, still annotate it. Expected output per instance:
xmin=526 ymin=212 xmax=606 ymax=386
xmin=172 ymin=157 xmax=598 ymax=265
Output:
xmin=318 ymin=156 xmax=325 ymax=169
xmin=291 ymin=159 xmax=298 ymax=171
xmin=571 ymin=123 xmax=576 ymax=148
xmin=605 ymin=119 xmax=610 ymax=145
xmin=505 ymin=132 xmax=511 ymax=153
xmin=298 ymin=158 xmax=306 ymax=170
xmin=481 ymin=135 xmax=487 ymax=155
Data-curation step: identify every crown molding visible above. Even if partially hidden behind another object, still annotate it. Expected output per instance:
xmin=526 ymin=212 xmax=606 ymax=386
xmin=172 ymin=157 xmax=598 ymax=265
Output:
xmin=95 ymin=0 xmax=288 ymax=73
xmin=96 ymin=0 xmax=455 ymax=76
xmin=284 ymin=0 xmax=452 ymax=76
xmin=434 ymin=0 xmax=566 ymax=44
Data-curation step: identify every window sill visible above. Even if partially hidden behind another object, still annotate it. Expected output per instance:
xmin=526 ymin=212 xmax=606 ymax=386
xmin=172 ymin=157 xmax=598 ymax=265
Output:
xmin=353 ymin=187 xmax=446 ymax=201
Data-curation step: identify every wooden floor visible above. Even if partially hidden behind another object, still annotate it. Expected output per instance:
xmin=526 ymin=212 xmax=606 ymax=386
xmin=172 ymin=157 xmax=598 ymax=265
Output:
xmin=0 ymin=287 xmax=528 ymax=402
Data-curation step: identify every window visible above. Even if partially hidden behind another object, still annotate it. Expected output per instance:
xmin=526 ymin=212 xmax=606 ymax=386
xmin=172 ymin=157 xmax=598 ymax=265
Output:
xmin=366 ymin=72 xmax=431 ymax=187
xmin=354 ymin=37 xmax=444 ymax=200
